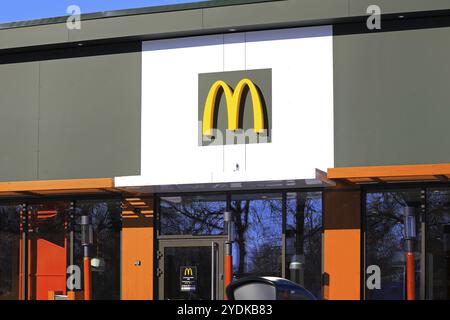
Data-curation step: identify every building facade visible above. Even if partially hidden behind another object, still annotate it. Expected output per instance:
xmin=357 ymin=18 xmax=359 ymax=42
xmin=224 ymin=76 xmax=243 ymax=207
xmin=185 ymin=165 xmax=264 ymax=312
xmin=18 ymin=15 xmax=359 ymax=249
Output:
xmin=0 ymin=0 xmax=450 ymax=300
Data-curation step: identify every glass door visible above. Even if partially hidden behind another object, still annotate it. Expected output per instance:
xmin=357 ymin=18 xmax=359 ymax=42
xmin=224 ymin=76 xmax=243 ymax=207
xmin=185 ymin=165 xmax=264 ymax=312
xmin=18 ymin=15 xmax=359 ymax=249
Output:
xmin=158 ymin=238 xmax=224 ymax=300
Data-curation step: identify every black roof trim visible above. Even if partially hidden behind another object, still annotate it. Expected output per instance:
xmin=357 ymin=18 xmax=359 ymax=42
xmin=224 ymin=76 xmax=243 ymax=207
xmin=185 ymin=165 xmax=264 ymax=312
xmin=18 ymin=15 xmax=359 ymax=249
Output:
xmin=0 ymin=0 xmax=280 ymax=30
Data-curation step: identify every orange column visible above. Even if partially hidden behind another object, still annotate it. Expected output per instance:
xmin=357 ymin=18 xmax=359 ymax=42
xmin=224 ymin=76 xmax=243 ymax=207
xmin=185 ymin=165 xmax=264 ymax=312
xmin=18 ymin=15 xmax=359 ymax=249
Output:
xmin=323 ymin=229 xmax=361 ymax=299
xmin=121 ymin=198 xmax=154 ymax=300
xmin=323 ymin=190 xmax=361 ymax=300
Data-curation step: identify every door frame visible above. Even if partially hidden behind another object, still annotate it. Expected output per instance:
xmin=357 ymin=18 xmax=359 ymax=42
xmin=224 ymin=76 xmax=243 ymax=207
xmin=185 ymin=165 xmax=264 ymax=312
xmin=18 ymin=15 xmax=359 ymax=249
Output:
xmin=157 ymin=236 xmax=226 ymax=300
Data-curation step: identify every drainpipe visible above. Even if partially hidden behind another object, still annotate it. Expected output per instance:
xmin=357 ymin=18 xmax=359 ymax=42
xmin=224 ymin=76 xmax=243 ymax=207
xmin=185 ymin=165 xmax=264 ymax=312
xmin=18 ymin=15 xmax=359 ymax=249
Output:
xmin=81 ymin=215 xmax=93 ymax=300
xmin=404 ymin=207 xmax=416 ymax=300
xmin=224 ymin=211 xmax=234 ymax=299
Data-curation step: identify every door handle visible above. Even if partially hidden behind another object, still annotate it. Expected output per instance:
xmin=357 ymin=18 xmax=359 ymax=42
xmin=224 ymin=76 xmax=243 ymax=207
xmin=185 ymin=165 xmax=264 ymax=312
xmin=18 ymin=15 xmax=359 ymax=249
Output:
xmin=211 ymin=242 xmax=218 ymax=300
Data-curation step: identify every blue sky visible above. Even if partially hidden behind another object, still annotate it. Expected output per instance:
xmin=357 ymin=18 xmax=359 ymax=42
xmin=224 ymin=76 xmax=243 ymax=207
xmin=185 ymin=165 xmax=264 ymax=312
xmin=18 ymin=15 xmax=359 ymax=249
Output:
xmin=0 ymin=0 xmax=207 ymax=23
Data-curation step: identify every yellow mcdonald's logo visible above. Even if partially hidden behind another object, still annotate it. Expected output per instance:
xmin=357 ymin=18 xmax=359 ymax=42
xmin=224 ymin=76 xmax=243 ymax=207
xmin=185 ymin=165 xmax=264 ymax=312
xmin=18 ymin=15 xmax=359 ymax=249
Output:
xmin=202 ymin=78 xmax=265 ymax=137
xmin=184 ymin=268 xmax=193 ymax=276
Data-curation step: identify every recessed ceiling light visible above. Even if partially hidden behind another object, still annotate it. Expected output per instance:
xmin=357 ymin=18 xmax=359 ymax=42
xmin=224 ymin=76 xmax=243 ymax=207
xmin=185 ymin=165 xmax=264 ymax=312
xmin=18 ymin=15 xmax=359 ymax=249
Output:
xmin=78 ymin=43 xmax=84 ymax=46
xmin=229 ymin=28 xmax=237 ymax=32
xmin=398 ymin=15 xmax=405 ymax=19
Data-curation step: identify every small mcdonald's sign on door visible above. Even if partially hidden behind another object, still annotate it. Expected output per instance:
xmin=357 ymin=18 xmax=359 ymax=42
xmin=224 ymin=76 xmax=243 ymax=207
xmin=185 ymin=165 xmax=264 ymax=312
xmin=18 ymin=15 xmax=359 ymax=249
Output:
xmin=180 ymin=266 xmax=197 ymax=292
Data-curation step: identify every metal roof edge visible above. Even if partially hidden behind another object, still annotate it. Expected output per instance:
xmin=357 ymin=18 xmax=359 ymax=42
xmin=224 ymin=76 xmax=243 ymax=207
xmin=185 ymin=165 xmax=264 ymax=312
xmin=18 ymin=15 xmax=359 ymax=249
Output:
xmin=0 ymin=0 xmax=279 ymax=30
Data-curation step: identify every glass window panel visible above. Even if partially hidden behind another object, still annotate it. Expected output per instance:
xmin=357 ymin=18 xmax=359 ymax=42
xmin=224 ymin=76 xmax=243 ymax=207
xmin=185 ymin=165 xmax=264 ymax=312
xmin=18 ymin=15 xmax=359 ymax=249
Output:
xmin=0 ymin=204 xmax=20 ymax=300
xmin=286 ymin=192 xmax=322 ymax=298
xmin=231 ymin=193 xmax=283 ymax=278
xmin=74 ymin=200 xmax=121 ymax=300
xmin=159 ymin=195 xmax=226 ymax=236
xmin=426 ymin=188 xmax=450 ymax=300
xmin=365 ymin=190 xmax=421 ymax=300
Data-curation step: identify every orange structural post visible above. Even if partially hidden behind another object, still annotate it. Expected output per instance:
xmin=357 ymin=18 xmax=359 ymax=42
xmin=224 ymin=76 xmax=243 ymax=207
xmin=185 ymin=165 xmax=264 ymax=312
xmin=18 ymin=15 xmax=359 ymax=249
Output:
xmin=83 ymin=257 xmax=91 ymax=300
xmin=224 ymin=210 xmax=233 ymax=300
xmin=224 ymin=255 xmax=232 ymax=288
xmin=81 ymin=215 xmax=93 ymax=300
xmin=406 ymin=252 xmax=415 ymax=300
xmin=403 ymin=206 xmax=416 ymax=301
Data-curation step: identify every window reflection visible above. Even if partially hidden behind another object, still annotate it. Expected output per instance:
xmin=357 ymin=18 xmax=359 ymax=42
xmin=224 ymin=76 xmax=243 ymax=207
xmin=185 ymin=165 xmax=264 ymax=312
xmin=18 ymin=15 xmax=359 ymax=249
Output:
xmin=0 ymin=205 xmax=20 ymax=300
xmin=286 ymin=192 xmax=322 ymax=298
xmin=159 ymin=195 xmax=226 ymax=236
xmin=231 ymin=193 xmax=283 ymax=278
xmin=74 ymin=200 xmax=121 ymax=300
xmin=28 ymin=202 xmax=68 ymax=248
xmin=365 ymin=190 xmax=421 ymax=300
xmin=426 ymin=189 xmax=450 ymax=300
xmin=157 ymin=191 xmax=323 ymax=295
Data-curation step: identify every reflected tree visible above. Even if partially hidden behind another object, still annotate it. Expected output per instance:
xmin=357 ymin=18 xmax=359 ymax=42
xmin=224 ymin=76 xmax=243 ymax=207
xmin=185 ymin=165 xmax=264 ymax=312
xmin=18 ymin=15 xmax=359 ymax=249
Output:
xmin=231 ymin=200 xmax=250 ymax=276
xmin=0 ymin=206 xmax=20 ymax=299
xmin=286 ymin=193 xmax=322 ymax=297
xmin=160 ymin=198 xmax=225 ymax=235
xmin=231 ymin=198 xmax=283 ymax=277
xmin=365 ymin=191 xmax=420 ymax=300
xmin=426 ymin=190 xmax=450 ymax=299
xmin=75 ymin=201 xmax=121 ymax=300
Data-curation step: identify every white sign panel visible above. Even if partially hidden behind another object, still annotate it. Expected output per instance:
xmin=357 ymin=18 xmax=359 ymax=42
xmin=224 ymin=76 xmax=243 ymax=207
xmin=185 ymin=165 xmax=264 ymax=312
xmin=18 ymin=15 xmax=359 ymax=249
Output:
xmin=115 ymin=26 xmax=334 ymax=188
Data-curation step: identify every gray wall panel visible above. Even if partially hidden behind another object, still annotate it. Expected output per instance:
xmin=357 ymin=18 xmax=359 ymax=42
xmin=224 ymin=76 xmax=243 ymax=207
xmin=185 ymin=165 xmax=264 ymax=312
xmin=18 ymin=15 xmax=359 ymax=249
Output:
xmin=68 ymin=10 xmax=203 ymax=42
xmin=0 ymin=24 xmax=68 ymax=50
xmin=349 ymin=0 xmax=450 ymax=16
xmin=334 ymin=26 xmax=450 ymax=167
xmin=38 ymin=51 xmax=141 ymax=180
xmin=0 ymin=62 xmax=39 ymax=181
xmin=202 ymin=0 xmax=348 ymax=29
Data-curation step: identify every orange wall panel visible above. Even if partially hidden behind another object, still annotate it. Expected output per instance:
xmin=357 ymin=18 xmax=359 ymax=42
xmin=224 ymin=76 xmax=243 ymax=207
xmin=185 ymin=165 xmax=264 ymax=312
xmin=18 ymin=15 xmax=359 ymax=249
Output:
xmin=324 ymin=229 xmax=360 ymax=300
xmin=29 ymin=238 xmax=67 ymax=300
xmin=121 ymin=198 xmax=154 ymax=300
xmin=121 ymin=227 xmax=154 ymax=300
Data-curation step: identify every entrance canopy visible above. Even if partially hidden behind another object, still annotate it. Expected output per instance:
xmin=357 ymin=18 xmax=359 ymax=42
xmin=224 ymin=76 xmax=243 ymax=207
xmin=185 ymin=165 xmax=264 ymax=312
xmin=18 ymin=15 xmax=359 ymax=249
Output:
xmin=0 ymin=169 xmax=334 ymax=199
xmin=327 ymin=163 xmax=450 ymax=184
xmin=115 ymin=169 xmax=335 ymax=194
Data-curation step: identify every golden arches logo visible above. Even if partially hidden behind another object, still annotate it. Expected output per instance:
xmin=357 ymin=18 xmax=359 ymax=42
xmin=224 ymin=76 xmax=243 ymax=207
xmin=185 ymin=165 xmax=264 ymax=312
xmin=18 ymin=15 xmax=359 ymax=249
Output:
xmin=202 ymin=78 xmax=265 ymax=137
xmin=184 ymin=268 xmax=193 ymax=276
